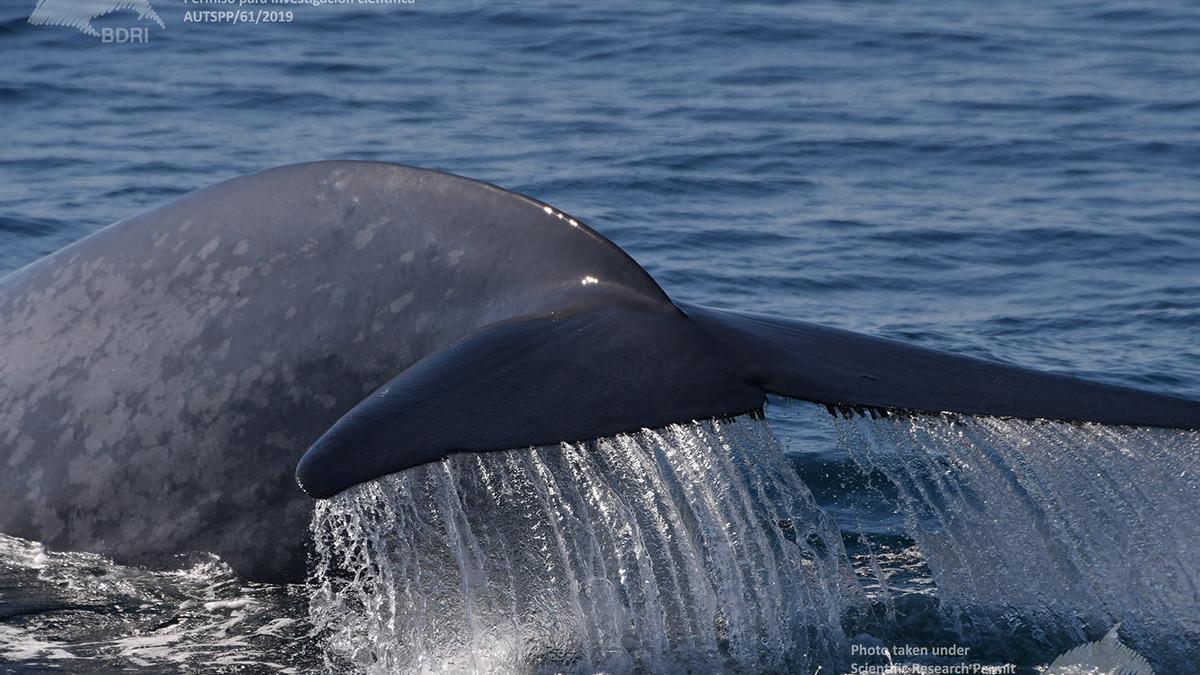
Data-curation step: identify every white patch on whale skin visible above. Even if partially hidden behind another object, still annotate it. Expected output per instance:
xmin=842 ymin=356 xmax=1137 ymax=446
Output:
xmin=216 ymin=337 xmax=233 ymax=360
xmin=413 ymin=311 xmax=433 ymax=332
xmin=8 ymin=436 xmax=34 ymax=468
xmin=353 ymin=219 xmax=389 ymax=251
xmin=198 ymin=235 xmax=222 ymax=258
xmin=388 ymin=293 xmax=415 ymax=314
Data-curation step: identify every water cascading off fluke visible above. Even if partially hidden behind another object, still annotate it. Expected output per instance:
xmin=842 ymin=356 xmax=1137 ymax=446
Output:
xmin=308 ymin=416 xmax=859 ymax=673
xmin=832 ymin=410 xmax=1200 ymax=671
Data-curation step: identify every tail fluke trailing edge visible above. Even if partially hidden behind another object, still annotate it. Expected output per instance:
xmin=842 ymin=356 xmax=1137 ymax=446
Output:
xmin=296 ymin=300 xmax=765 ymax=499
xmin=682 ymin=303 xmax=1200 ymax=430
xmin=299 ymin=300 xmax=1199 ymax=498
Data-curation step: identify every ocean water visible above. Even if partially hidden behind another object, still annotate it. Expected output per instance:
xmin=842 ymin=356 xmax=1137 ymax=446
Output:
xmin=2 ymin=0 xmax=1198 ymax=672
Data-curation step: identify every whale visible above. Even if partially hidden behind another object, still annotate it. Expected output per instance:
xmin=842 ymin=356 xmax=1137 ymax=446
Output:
xmin=1 ymin=160 xmax=1197 ymax=583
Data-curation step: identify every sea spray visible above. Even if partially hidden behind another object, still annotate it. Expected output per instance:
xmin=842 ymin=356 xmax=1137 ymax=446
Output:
xmin=0 ymin=534 xmax=314 ymax=671
xmin=308 ymin=415 xmax=858 ymax=673
xmin=833 ymin=411 xmax=1200 ymax=670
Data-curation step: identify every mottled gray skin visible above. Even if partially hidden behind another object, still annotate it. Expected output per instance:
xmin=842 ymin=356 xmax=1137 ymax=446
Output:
xmin=0 ymin=161 xmax=664 ymax=582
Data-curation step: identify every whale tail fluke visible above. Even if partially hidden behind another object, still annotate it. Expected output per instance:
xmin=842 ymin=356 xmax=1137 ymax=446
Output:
xmin=681 ymin=303 xmax=1200 ymax=430
xmin=298 ymin=296 xmax=1199 ymax=500
xmin=295 ymin=300 xmax=766 ymax=499
xmin=284 ymin=161 xmax=1197 ymax=501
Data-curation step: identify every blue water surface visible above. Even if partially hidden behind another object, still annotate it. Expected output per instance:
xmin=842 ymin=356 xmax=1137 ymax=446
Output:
xmin=2 ymin=1 xmax=1197 ymax=405
xmin=1 ymin=0 xmax=1198 ymax=672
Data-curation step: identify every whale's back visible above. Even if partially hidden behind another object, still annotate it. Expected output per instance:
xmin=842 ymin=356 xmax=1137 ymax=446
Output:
xmin=0 ymin=161 xmax=672 ymax=580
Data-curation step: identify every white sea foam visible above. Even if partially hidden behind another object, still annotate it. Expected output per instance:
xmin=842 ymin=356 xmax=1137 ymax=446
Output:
xmin=0 ymin=624 xmax=76 ymax=662
xmin=0 ymin=533 xmax=312 ymax=672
